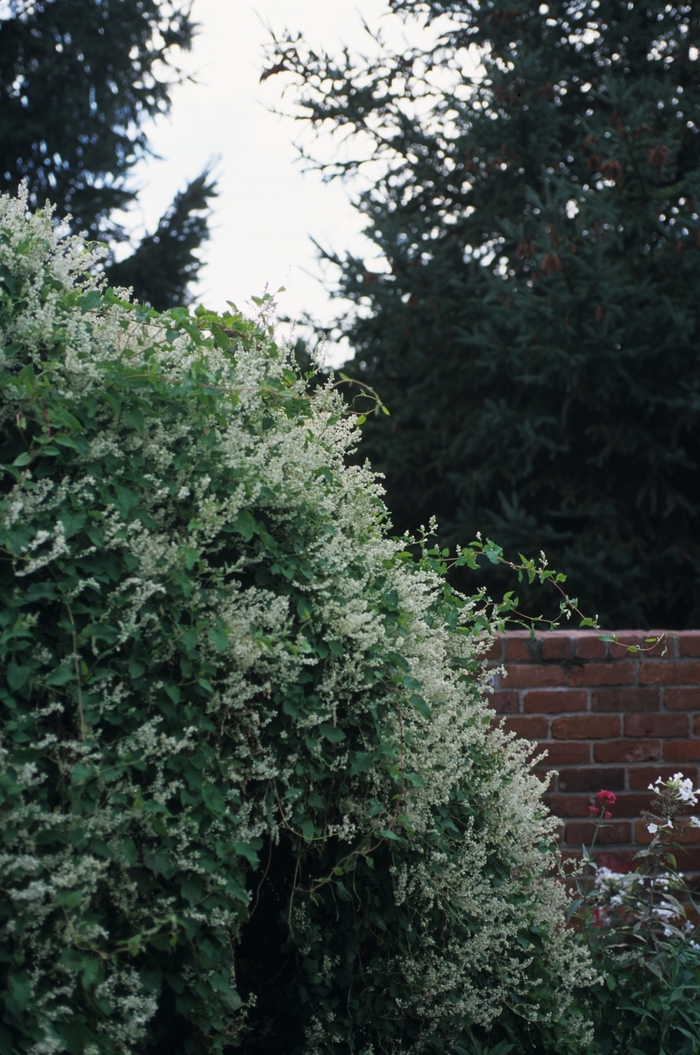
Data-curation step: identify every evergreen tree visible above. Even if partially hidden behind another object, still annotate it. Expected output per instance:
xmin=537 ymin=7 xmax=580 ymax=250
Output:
xmin=0 ymin=0 xmax=215 ymax=308
xmin=105 ymin=170 xmax=216 ymax=309
xmin=269 ymin=0 xmax=700 ymax=627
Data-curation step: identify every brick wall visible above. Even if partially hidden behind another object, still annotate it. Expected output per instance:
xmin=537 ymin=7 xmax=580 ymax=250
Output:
xmin=487 ymin=630 xmax=700 ymax=876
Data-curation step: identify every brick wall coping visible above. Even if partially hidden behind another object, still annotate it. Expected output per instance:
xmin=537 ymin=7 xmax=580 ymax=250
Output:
xmin=485 ymin=630 xmax=700 ymax=876
xmin=485 ymin=628 xmax=700 ymax=663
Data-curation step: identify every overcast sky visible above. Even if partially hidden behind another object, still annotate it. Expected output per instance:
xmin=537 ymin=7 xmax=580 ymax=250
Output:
xmin=119 ymin=1 xmax=404 ymax=365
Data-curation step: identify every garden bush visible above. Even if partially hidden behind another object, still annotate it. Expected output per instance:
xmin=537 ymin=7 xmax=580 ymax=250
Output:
xmin=575 ymin=779 xmax=700 ymax=1055
xmin=0 ymin=186 xmax=597 ymax=1055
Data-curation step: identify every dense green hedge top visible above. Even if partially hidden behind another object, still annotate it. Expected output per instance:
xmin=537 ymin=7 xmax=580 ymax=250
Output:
xmin=0 ymin=188 xmax=596 ymax=1055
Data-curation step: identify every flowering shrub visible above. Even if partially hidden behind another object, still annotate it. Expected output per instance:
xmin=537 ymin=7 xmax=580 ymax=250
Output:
xmin=574 ymin=777 xmax=700 ymax=1054
xmin=0 ymin=186 xmax=598 ymax=1055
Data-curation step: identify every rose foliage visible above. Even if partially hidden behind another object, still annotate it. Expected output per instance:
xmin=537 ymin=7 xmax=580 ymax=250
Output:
xmin=0 ymin=188 xmax=597 ymax=1055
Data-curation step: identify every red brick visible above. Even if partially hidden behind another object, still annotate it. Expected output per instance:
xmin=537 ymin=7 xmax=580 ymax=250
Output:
xmin=541 ymin=633 xmax=574 ymax=660
xmin=664 ymin=740 xmax=700 ymax=763
xmin=543 ymin=794 xmax=593 ymax=817
xmin=523 ymin=689 xmax=587 ymax=714
xmin=664 ymin=688 xmax=700 ymax=711
xmin=640 ymin=661 xmax=700 ymax=686
xmin=635 ymin=819 xmax=700 ymax=845
xmin=629 ymin=765 xmax=699 ymax=790
xmin=612 ymin=634 xmax=670 ymax=660
xmin=557 ymin=767 xmax=625 ymax=792
xmin=568 ymin=662 xmax=636 ymax=687
xmin=552 ymin=715 xmax=620 ymax=739
xmin=502 ymin=716 xmax=550 ymax=739
xmin=535 ymin=741 xmax=591 ymax=765
xmin=574 ymin=632 xmax=608 ymax=659
xmin=668 ymin=847 xmax=700 ymax=871
xmin=624 ymin=713 xmax=689 ymax=738
xmin=505 ymin=634 xmax=542 ymax=661
xmin=678 ymin=632 xmax=700 ymax=658
xmin=694 ymin=715 xmax=700 ymax=736
xmin=594 ymin=739 xmax=661 ymax=763
xmin=642 ymin=634 xmax=674 ymax=658
xmin=481 ymin=635 xmax=504 ymax=660
xmin=608 ymin=633 xmax=645 ymax=655
xmin=565 ymin=821 xmax=631 ymax=845
xmin=489 ymin=690 xmax=520 ymax=714
xmin=592 ymin=687 xmax=660 ymax=712
xmin=606 ymin=792 xmax=655 ymax=816
xmin=596 ymin=849 xmax=637 ymax=871
xmin=503 ymin=663 xmax=567 ymax=688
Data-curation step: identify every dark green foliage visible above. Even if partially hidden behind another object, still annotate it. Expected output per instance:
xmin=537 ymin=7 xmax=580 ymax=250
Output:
xmin=269 ymin=0 xmax=700 ymax=627
xmin=0 ymin=0 xmax=194 ymax=235
xmin=0 ymin=0 xmax=215 ymax=305
xmin=0 ymin=194 xmax=596 ymax=1055
xmin=105 ymin=170 xmax=217 ymax=309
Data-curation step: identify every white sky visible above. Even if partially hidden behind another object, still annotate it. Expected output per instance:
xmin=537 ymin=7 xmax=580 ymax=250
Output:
xmin=120 ymin=0 xmax=402 ymax=366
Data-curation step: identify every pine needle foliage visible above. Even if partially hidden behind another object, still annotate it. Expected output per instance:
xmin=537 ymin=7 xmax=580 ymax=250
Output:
xmin=104 ymin=170 xmax=217 ymax=310
xmin=266 ymin=0 xmax=700 ymax=628
xmin=0 ymin=188 xmax=598 ymax=1055
xmin=0 ymin=0 xmax=215 ymax=308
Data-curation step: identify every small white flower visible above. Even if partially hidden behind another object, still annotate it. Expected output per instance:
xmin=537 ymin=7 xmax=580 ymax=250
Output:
xmin=669 ymin=773 xmax=700 ymax=805
xmin=647 ymin=822 xmax=659 ymax=834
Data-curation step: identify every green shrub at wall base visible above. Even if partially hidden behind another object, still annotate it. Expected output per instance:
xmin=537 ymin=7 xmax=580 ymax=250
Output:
xmin=0 ymin=187 xmax=596 ymax=1055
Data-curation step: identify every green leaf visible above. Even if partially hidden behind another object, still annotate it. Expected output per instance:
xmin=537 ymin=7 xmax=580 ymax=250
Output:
xmin=128 ymin=656 xmax=146 ymax=679
xmin=410 ymin=694 xmax=431 ymax=718
xmin=54 ymin=889 xmax=83 ymax=908
xmin=234 ymin=839 xmax=263 ymax=867
xmin=231 ymin=508 xmax=256 ymax=542
xmin=164 ymin=683 xmax=181 ymax=704
xmin=53 ymin=433 xmax=83 ymax=450
xmin=208 ymin=626 xmax=228 ymax=652
xmin=0 ymin=1026 xmax=15 ymax=1055
xmin=71 ymin=762 xmax=94 ymax=786
xmin=78 ymin=290 xmax=103 ymax=313
xmin=300 ymin=818 xmax=316 ymax=842
xmin=202 ymin=783 xmax=226 ymax=814
xmin=7 ymin=661 xmax=31 ymax=691
xmin=181 ymin=876 xmax=205 ymax=905
xmin=124 ymin=407 xmax=144 ymax=434
xmin=45 ymin=663 xmax=74 ymax=686
xmin=319 ymin=722 xmax=346 ymax=743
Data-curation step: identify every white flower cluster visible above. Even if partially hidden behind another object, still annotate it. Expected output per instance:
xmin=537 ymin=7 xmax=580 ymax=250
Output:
xmin=593 ymin=865 xmax=676 ymax=925
xmin=0 ymin=186 xmax=598 ymax=1054
xmin=647 ymin=772 xmax=700 ymax=831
